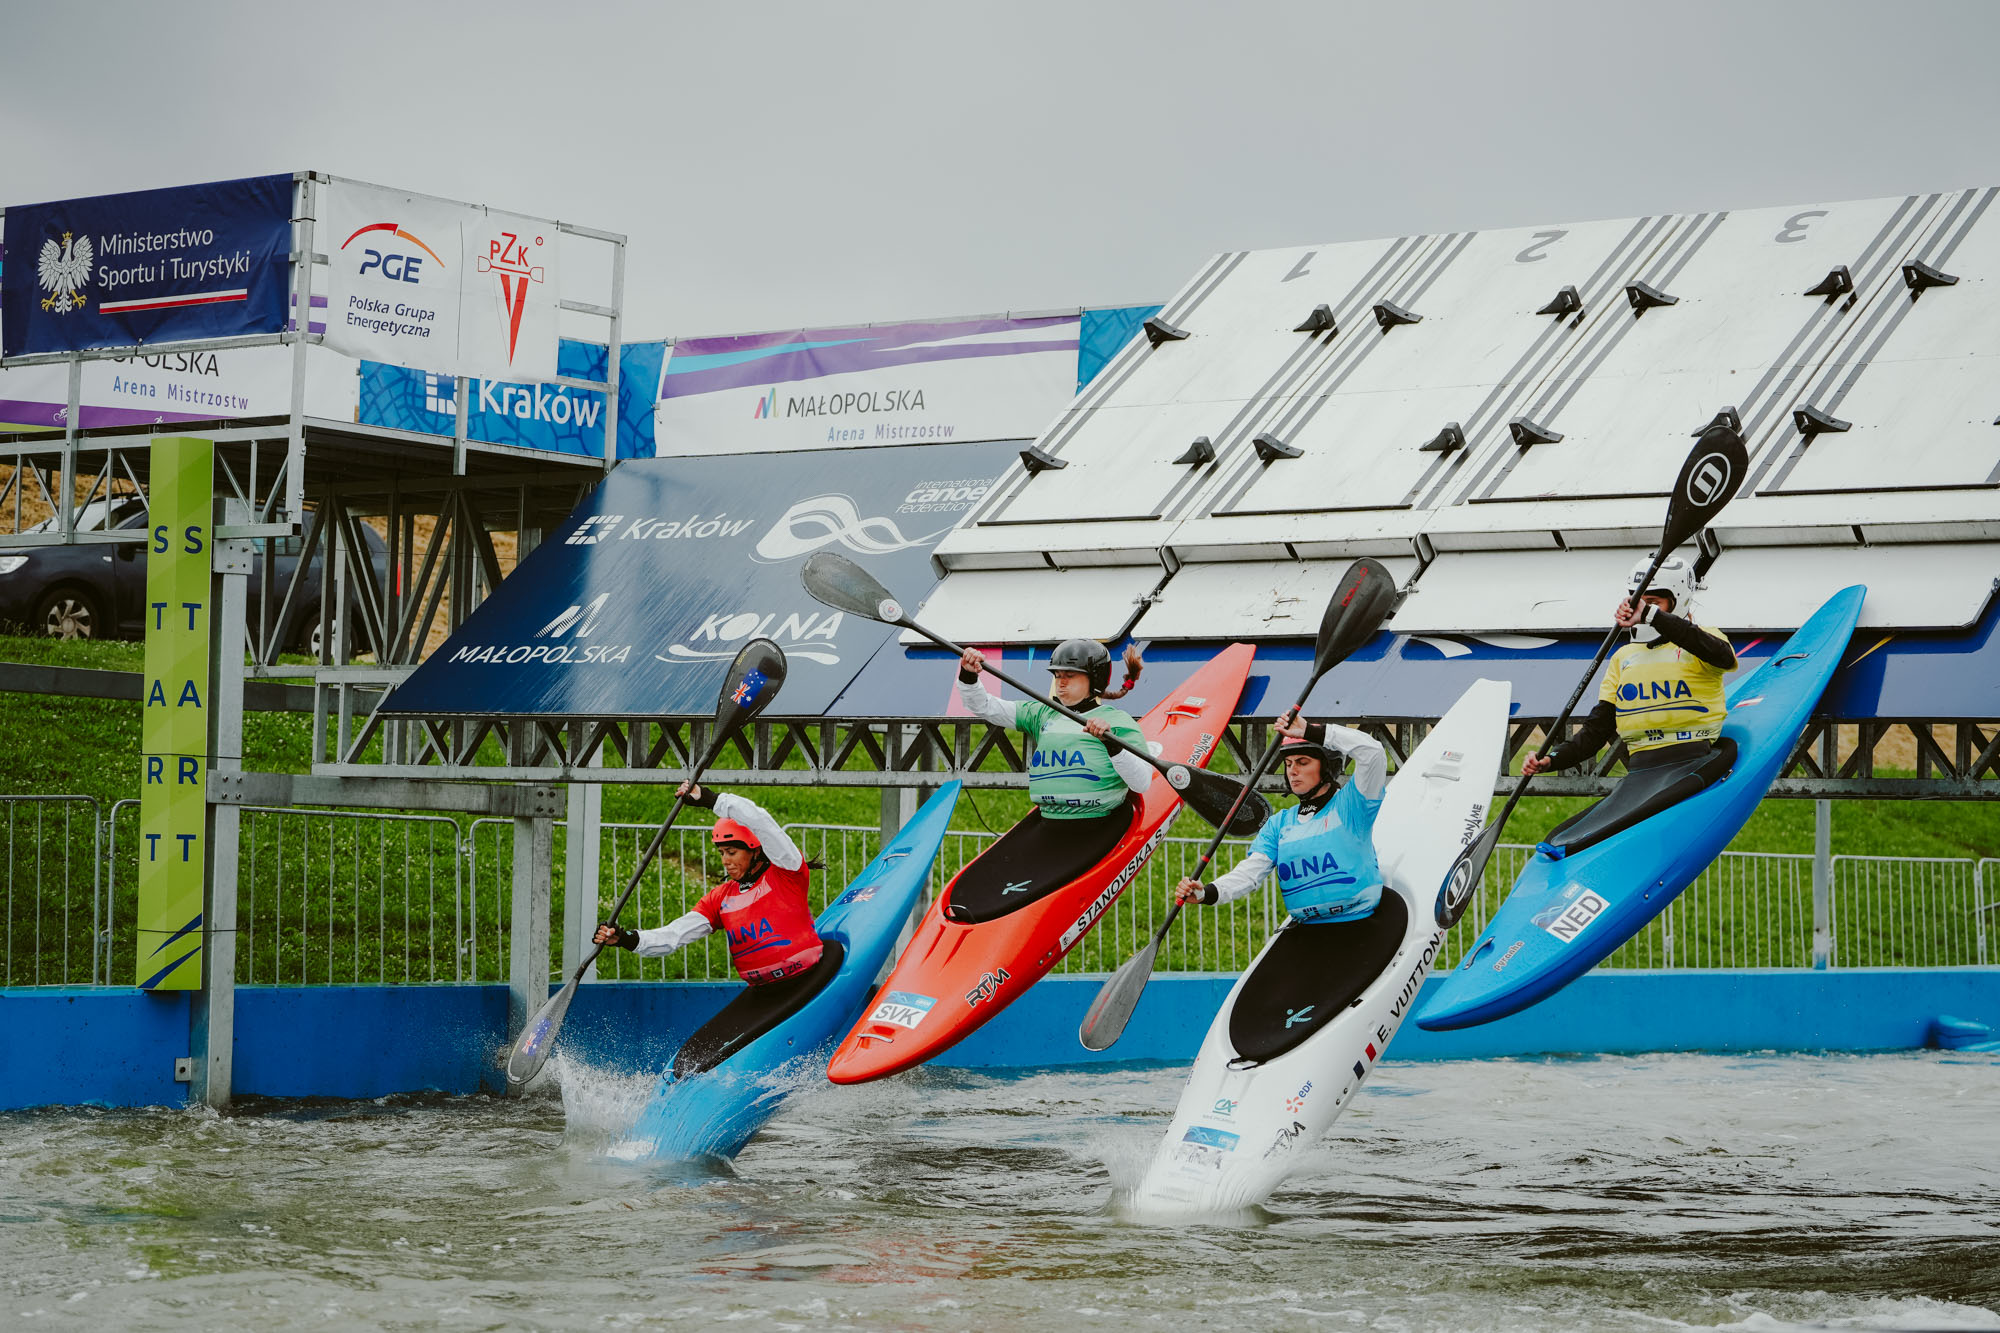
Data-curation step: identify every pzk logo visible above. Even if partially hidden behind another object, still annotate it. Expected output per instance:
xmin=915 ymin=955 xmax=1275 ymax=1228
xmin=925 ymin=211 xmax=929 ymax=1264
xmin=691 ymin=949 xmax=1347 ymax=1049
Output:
xmin=340 ymin=223 xmax=445 ymax=284
xmin=478 ymin=231 xmax=547 ymax=365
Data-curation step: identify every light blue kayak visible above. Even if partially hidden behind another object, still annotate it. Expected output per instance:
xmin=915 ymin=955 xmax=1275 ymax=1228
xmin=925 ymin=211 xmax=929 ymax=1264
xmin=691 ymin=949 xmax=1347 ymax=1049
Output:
xmin=612 ymin=781 xmax=962 ymax=1160
xmin=1417 ymin=587 xmax=1865 ymax=1031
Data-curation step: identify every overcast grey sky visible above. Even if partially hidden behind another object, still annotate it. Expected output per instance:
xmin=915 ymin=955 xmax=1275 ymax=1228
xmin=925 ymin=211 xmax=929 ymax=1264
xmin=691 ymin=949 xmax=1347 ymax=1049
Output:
xmin=5 ymin=1 xmax=1998 ymax=340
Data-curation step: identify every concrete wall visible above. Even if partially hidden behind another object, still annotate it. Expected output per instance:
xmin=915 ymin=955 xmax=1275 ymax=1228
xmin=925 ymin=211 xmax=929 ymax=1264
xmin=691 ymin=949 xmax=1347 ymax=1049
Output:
xmin=5 ymin=969 xmax=1997 ymax=1111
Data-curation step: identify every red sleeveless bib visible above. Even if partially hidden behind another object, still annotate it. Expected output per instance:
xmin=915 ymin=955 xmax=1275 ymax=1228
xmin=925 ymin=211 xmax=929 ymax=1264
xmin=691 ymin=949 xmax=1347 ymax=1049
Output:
xmin=696 ymin=860 xmax=823 ymax=985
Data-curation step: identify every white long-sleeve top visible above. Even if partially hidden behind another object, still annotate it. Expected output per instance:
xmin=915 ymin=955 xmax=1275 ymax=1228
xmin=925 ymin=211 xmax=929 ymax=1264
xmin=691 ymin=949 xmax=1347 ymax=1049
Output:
xmin=1208 ymin=723 xmax=1387 ymax=905
xmin=630 ymin=792 xmax=803 ymax=956
xmin=956 ymin=678 xmax=1155 ymax=793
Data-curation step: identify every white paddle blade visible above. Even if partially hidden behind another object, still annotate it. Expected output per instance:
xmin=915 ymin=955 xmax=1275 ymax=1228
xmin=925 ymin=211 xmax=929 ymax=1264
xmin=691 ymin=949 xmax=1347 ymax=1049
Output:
xmin=505 ymin=976 xmax=578 ymax=1087
xmin=1078 ymin=934 xmax=1163 ymax=1051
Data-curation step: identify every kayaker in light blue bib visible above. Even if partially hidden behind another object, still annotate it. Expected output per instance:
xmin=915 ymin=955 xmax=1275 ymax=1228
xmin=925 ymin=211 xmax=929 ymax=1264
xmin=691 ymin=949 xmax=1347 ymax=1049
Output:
xmin=1174 ymin=710 xmax=1388 ymax=922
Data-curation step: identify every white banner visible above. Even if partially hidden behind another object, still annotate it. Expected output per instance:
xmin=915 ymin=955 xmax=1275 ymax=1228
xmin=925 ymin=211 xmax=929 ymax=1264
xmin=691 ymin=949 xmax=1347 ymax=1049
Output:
xmin=653 ymin=314 xmax=1081 ymax=455
xmin=0 ymin=344 xmax=355 ymax=432
xmin=321 ymin=182 xmax=559 ymax=382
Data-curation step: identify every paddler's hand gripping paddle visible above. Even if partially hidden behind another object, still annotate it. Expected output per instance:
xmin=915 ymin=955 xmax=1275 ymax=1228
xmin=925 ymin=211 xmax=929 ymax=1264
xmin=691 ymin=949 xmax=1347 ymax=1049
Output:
xmin=504 ymin=637 xmax=789 ymax=1088
xmin=1430 ymin=421 xmax=1751 ymax=931
xmin=799 ymin=551 xmax=1270 ymax=837
xmin=1078 ymin=558 xmax=1401 ymax=1051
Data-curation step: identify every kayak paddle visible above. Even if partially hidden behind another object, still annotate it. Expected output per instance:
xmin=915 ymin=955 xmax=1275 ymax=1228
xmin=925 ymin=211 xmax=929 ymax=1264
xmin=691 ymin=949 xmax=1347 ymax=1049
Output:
xmin=799 ymin=551 xmax=1269 ymax=836
xmin=1077 ymin=557 xmax=1400 ymax=1051
xmin=504 ymin=637 xmax=789 ymax=1088
xmin=1431 ymin=421 xmax=1750 ymax=929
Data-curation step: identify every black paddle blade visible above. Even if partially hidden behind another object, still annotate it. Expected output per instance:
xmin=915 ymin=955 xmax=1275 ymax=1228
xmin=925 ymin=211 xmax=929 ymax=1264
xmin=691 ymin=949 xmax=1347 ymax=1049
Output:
xmin=714 ymin=637 xmax=788 ymax=731
xmin=801 ymin=551 xmax=909 ymax=625
xmin=1662 ymin=425 xmax=1750 ymax=554
xmin=1434 ymin=819 xmax=1503 ymax=929
xmin=1169 ymin=763 xmax=1272 ymax=835
xmin=1312 ymin=557 xmax=1400 ymax=675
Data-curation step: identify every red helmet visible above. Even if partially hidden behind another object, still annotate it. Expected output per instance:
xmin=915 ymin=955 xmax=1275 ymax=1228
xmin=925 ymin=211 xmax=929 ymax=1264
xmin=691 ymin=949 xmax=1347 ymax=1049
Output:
xmin=710 ymin=818 xmax=761 ymax=850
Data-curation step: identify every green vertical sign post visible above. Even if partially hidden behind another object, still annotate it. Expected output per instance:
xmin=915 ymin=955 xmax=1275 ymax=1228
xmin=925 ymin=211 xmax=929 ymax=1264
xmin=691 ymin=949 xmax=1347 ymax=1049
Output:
xmin=137 ymin=436 xmax=214 ymax=991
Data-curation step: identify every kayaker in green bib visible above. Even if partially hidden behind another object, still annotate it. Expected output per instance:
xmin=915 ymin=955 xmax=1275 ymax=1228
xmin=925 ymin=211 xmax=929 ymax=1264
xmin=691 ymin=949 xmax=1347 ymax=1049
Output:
xmin=956 ymin=639 xmax=1152 ymax=818
xmin=943 ymin=639 xmax=1151 ymax=919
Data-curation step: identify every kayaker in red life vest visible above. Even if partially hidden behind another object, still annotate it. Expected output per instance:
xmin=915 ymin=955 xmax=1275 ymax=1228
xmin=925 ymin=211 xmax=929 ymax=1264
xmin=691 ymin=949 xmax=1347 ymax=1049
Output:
xmin=593 ymin=782 xmax=825 ymax=986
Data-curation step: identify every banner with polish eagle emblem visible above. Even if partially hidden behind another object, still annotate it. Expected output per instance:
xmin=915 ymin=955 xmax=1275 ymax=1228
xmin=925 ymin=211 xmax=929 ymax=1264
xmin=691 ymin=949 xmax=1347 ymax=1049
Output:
xmin=320 ymin=180 xmax=559 ymax=383
xmin=1 ymin=175 xmax=293 ymax=357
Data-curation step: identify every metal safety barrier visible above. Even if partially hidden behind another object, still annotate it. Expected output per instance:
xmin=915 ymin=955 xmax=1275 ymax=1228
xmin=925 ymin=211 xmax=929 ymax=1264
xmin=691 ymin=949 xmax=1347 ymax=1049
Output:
xmin=6 ymin=796 xmax=1997 ymax=988
xmin=236 ymin=806 xmax=465 ymax=984
xmin=1830 ymin=854 xmax=1985 ymax=968
xmin=2 ymin=795 xmax=106 ymax=986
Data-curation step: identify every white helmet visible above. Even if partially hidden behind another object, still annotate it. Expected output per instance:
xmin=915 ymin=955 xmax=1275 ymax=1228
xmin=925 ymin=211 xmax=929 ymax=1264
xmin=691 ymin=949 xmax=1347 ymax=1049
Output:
xmin=1626 ymin=554 xmax=1699 ymax=640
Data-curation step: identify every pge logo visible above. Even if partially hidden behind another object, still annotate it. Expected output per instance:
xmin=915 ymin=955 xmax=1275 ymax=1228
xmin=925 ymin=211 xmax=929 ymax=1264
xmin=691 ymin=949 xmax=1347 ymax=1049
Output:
xmin=339 ymin=222 xmax=445 ymax=283
xmin=566 ymin=515 xmax=623 ymax=546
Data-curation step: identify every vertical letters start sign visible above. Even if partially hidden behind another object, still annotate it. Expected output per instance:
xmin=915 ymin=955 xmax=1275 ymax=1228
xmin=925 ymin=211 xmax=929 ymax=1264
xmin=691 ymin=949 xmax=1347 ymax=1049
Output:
xmin=137 ymin=437 xmax=214 ymax=991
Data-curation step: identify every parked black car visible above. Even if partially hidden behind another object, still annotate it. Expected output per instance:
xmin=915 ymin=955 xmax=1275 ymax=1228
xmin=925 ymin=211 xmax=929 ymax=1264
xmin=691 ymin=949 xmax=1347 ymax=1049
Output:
xmin=0 ymin=498 xmax=389 ymax=655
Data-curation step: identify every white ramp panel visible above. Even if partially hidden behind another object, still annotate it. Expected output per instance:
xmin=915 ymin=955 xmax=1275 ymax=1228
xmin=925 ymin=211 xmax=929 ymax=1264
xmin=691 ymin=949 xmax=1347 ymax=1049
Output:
xmin=1209 ymin=218 xmax=1672 ymax=518
xmin=1464 ymin=198 xmax=1924 ymax=507
xmin=1135 ymin=556 xmax=1418 ymax=640
xmin=987 ymin=239 xmax=1424 ymax=526
xmin=906 ymin=565 xmax=1166 ymax=644
xmin=1404 ymin=543 xmax=1998 ymax=634
xmin=1759 ymin=187 xmax=2000 ymax=495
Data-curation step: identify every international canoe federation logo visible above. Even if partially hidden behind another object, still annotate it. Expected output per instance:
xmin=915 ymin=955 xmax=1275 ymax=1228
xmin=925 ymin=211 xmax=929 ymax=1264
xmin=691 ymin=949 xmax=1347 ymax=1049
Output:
xmin=37 ymin=232 xmax=93 ymax=313
xmin=752 ymin=493 xmax=951 ymax=564
xmin=730 ymin=669 xmax=768 ymax=706
xmin=1685 ymin=450 xmax=1734 ymax=508
xmin=477 ymin=230 xmax=548 ymax=366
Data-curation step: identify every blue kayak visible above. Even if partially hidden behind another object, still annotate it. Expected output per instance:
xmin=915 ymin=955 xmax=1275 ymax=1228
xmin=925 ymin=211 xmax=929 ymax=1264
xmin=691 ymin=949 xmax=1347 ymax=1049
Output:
xmin=611 ymin=781 xmax=962 ymax=1160
xmin=1416 ymin=586 xmax=1866 ymax=1031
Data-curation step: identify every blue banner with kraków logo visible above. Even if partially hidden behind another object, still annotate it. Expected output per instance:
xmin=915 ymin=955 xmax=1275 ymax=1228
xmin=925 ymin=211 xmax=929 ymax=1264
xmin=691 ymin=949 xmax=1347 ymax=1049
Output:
xmin=355 ymin=338 xmax=668 ymax=459
xmin=378 ymin=439 xmax=1018 ymax=718
xmin=1 ymin=175 xmax=294 ymax=357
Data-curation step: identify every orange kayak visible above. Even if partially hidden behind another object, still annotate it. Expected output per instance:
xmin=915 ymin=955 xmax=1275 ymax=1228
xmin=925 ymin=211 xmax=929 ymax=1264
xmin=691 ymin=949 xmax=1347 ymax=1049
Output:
xmin=827 ymin=642 xmax=1258 ymax=1083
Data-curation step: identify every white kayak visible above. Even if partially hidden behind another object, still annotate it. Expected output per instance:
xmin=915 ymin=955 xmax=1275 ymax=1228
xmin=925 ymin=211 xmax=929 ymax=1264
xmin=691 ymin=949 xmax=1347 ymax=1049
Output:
xmin=1128 ymin=677 xmax=1510 ymax=1217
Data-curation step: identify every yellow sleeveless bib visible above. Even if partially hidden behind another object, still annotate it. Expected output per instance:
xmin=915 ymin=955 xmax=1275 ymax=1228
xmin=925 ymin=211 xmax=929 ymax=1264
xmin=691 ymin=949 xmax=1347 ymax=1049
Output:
xmin=1599 ymin=628 xmax=1733 ymax=754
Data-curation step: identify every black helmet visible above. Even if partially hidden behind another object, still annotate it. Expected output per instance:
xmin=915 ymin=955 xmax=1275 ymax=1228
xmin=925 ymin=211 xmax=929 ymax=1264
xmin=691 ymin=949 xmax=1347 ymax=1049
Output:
xmin=1047 ymin=638 xmax=1113 ymax=696
xmin=1276 ymin=734 xmax=1345 ymax=778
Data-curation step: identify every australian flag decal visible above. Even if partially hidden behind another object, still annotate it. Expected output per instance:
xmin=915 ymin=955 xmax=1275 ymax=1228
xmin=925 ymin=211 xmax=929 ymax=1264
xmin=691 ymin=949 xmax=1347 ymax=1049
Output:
xmin=732 ymin=669 xmax=767 ymax=706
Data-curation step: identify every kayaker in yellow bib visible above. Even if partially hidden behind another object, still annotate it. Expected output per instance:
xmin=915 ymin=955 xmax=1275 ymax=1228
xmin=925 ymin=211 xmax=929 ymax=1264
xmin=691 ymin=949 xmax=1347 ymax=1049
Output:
xmin=1522 ymin=554 xmax=1736 ymax=780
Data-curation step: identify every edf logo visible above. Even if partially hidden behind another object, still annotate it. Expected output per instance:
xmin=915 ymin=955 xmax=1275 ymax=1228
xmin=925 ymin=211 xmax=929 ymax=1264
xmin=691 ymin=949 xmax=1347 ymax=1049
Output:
xmin=338 ymin=222 xmax=446 ymax=284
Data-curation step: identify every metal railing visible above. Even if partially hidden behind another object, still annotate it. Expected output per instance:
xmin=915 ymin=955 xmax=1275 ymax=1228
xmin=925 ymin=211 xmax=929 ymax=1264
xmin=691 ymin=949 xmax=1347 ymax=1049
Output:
xmin=236 ymin=806 xmax=464 ymax=984
xmin=7 ymin=796 xmax=1998 ymax=988
xmin=1830 ymin=854 xmax=1985 ymax=968
xmin=2 ymin=795 xmax=106 ymax=986
xmin=1980 ymin=860 xmax=1998 ymax=967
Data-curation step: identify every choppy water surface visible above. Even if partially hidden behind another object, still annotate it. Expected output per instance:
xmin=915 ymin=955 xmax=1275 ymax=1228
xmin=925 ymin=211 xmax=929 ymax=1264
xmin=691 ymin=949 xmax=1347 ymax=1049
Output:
xmin=2 ymin=1052 xmax=1997 ymax=1330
